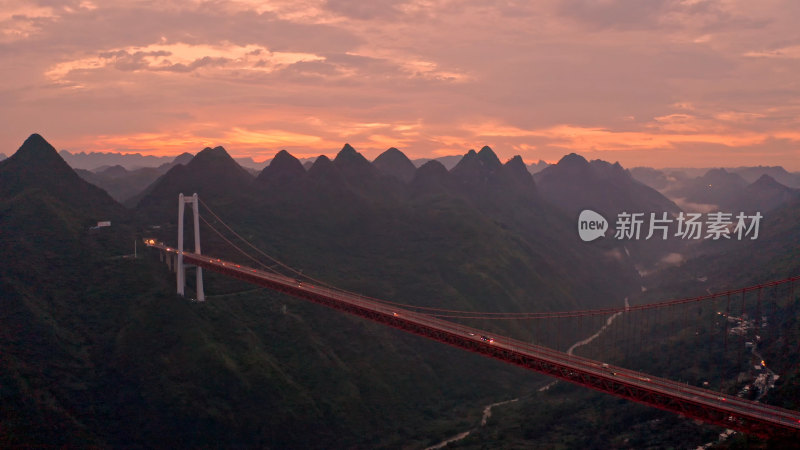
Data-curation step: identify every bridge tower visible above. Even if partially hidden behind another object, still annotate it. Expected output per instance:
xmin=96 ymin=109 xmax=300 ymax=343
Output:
xmin=177 ymin=193 xmax=205 ymax=301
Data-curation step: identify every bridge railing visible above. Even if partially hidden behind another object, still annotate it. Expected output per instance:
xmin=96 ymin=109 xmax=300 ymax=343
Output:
xmin=149 ymin=244 xmax=800 ymax=431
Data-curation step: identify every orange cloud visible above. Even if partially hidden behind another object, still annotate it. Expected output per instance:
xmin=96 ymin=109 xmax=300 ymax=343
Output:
xmin=468 ymin=120 xmax=800 ymax=154
xmin=45 ymin=42 xmax=324 ymax=82
xmin=224 ymin=127 xmax=323 ymax=147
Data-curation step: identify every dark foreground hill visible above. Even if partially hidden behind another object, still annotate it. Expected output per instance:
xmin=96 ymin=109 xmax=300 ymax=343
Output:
xmin=131 ymin=145 xmax=254 ymax=212
xmin=535 ymin=153 xmax=680 ymax=218
xmin=534 ymin=153 xmax=684 ymax=267
xmin=1 ymin=135 xmax=641 ymax=447
xmin=9 ymin=135 xmax=796 ymax=448
xmin=0 ymin=134 xmax=125 ymax=221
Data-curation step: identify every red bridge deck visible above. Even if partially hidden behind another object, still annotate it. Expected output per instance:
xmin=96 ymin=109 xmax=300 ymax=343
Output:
xmin=152 ymin=243 xmax=800 ymax=438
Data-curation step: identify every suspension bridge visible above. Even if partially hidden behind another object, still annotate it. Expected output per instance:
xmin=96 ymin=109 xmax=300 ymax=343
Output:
xmin=145 ymin=193 xmax=800 ymax=439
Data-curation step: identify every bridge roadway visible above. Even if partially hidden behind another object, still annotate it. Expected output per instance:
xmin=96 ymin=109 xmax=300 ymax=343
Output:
xmin=152 ymin=243 xmax=800 ymax=438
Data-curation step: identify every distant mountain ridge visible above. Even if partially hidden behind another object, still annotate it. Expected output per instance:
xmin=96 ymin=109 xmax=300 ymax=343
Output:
xmin=60 ymin=150 xmax=181 ymax=170
xmin=411 ymin=155 xmax=463 ymax=170
xmin=732 ymin=166 xmax=800 ymax=188
xmin=534 ymin=153 xmax=683 ymax=266
xmin=32 ymin=134 xmax=794 ymax=272
xmin=728 ymin=174 xmax=799 ymax=213
xmin=665 ymin=168 xmax=748 ymax=207
xmin=632 ymin=165 xmax=800 ymax=191
xmin=255 ymin=149 xmax=305 ymax=186
xmin=133 ymin=145 xmax=253 ymax=213
xmin=373 ymin=147 xmax=416 ymax=183
xmin=56 ymin=148 xmax=800 ymax=183
xmin=527 ymin=160 xmax=550 ymax=174
xmin=74 ymin=152 xmax=195 ymax=203
xmin=59 ymin=149 xmax=268 ymax=171
xmin=130 ymin=139 xmax=638 ymax=311
xmin=657 ymin=168 xmax=799 ymax=213
xmin=534 ymin=153 xmax=680 ymax=218
xmin=51 ymin=137 xmax=800 ymax=224
xmin=16 ymin=133 xmax=800 ymax=448
xmin=1 ymin=133 xmax=640 ymax=448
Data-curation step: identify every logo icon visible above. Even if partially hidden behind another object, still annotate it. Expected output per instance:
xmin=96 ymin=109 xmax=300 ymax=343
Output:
xmin=578 ymin=209 xmax=608 ymax=242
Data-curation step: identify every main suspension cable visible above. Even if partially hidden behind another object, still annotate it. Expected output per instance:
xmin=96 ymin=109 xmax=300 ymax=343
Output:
xmin=198 ymin=199 xmax=306 ymax=274
xmin=199 ymin=215 xmax=281 ymax=275
xmin=194 ymin=198 xmax=800 ymax=321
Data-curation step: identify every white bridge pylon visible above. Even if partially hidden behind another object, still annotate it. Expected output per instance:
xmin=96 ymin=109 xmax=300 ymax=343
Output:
xmin=177 ymin=193 xmax=205 ymax=301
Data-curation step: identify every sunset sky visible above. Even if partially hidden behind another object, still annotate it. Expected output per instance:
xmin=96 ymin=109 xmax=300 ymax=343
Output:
xmin=2 ymin=0 xmax=800 ymax=169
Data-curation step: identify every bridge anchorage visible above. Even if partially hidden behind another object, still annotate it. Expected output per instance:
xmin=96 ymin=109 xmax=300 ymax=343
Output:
xmin=144 ymin=194 xmax=800 ymax=440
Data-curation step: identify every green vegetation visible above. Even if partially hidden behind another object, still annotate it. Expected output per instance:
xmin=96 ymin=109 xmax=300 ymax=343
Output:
xmin=2 ymin=135 xmax=798 ymax=448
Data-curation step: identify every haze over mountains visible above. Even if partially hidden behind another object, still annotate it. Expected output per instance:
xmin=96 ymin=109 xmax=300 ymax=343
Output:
xmin=631 ymin=166 xmax=800 ymax=214
xmin=59 ymin=149 xmax=269 ymax=171
xmin=48 ymin=136 xmax=800 ymax=272
xmin=58 ymin=145 xmax=800 ymax=215
xmin=3 ymin=133 xmax=800 ymax=448
xmin=15 ymin=134 xmax=800 ymax=278
xmin=0 ymin=134 xmax=635 ymax=446
xmin=73 ymin=153 xmax=194 ymax=203
xmin=58 ymin=149 xmax=480 ymax=173
xmin=534 ymin=153 xmax=680 ymax=217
